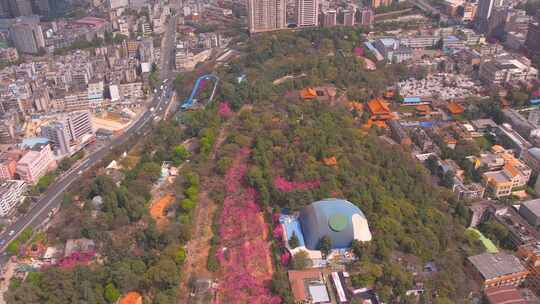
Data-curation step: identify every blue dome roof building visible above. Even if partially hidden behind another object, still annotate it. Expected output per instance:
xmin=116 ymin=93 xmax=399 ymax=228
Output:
xmin=298 ymin=198 xmax=372 ymax=250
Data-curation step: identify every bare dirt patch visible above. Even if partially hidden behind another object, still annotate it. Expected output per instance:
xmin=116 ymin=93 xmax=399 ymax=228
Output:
xmin=149 ymin=193 xmax=175 ymax=230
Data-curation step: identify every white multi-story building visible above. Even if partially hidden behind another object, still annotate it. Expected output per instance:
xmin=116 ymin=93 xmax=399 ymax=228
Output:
xmin=480 ymin=56 xmax=538 ymax=86
xmin=87 ymin=81 xmax=104 ymax=109
xmin=118 ymin=18 xmax=130 ymax=36
xmin=0 ymin=180 xmax=26 ymax=217
xmin=16 ymin=144 xmax=55 ymax=184
xmin=343 ymin=8 xmax=355 ymax=26
xmin=296 ymin=0 xmax=318 ymax=27
xmin=322 ymin=10 xmax=337 ymax=27
xmin=41 ymin=121 xmax=71 ymax=155
xmin=41 ymin=110 xmax=94 ymax=156
xmin=64 ymin=93 xmax=90 ymax=112
xmin=247 ymin=0 xmax=287 ymax=33
xmin=399 ymin=36 xmax=440 ymax=48
xmin=8 ymin=21 xmax=45 ymax=54
xmin=109 ymin=0 xmax=128 ymax=9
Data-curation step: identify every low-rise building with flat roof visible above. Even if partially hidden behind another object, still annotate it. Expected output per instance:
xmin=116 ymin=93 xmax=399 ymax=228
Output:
xmin=480 ymin=56 xmax=538 ymax=86
xmin=523 ymin=147 xmax=540 ymax=173
xmin=471 ymin=118 xmax=498 ymax=133
xmin=494 ymin=207 xmax=540 ymax=247
xmin=484 ymin=286 xmax=528 ymax=304
xmin=519 ymin=199 xmax=540 ymax=227
xmin=517 ymin=242 xmax=540 ymax=291
xmin=468 ymin=252 xmax=528 ymax=289
xmin=288 ymin=269 xmax=330 ymax=303
xmin=482 ymin=146 xmax=532 ymax=198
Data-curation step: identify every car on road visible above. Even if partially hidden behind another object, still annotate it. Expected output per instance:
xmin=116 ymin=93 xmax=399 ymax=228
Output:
xmin=0 ymin=240 xmax=5 ymax=246
xmin=8 ymin=230 xmax=14 ymax=236
xmin=78 ymin=170 xmax=83 ymax=175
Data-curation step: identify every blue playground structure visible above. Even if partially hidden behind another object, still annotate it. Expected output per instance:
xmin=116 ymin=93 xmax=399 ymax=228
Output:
xmin=181 ymin=74 xmax=219 ymax=110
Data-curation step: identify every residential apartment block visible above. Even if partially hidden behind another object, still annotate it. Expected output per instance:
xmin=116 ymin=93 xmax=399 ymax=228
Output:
xmin=0 ymin=180 xmax=26 ymax=217
xmin=247 ymin=0 xmax=286 ymax=33
xmin=0 ymin=152 xmax=18 ymax=180
xmin=41 ymin=110 xmax=94 ymax=156
xmin=296 ymin=0 xmax=318 ymax=27
xmin=322 ymin=10 xmax=337 ymax=27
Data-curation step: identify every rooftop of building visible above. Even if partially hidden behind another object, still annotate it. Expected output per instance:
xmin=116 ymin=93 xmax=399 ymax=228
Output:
xmin=521 ymin=198 xmax=540 ymax=218
xmin=483 ymin=170 xmax=512 ymax=184
xmin=73 ymin=17 xmax=108 ymax=28
xmin=0 ymin=180 xmax=26 ymax=196
xmin=288 ymin=269 xmax=327 ymax=302
xmin=496 ymin=206 xmax=540 ymax=245
xmin=21 ymin=137 xmax=49 ymax=149
xmin=471 ymin=118 xmax=498 ymax=130
xmin=484 ymin=286 xmax=528 ymax=304
xmin=447 ymin=101 xmax=464 ymax=114
xmin=367 ymin=98 xmax=391 ymax=114
xmin=468 ymin=252 xmax=527 ymax=280
xmin=299 ymin=198 xmax=372 ymax=250
xmin=528 ymin=147 xmax=540 ymax=161
xmin=378 ymin=37 xmax=399 ymax=47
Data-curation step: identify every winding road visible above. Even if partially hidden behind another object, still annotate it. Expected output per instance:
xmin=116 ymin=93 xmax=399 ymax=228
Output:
xmin=0 ymin=4 xmax=182 ymax=266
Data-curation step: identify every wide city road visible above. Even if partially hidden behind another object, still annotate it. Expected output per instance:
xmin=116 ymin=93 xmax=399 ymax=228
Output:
xmin=0 ymin=8 xmax=181 ymax=265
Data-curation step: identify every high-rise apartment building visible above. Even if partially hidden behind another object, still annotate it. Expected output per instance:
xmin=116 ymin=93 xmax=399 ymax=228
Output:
xmin=526 ymin=20 xmax=540 ymax=56
xmin=34 ymin=0 xmax=50 ymax=15
xmin=476 ymin=0 xmax=503 ymax=33
xmin=343 ymin=8 xmax=355 ymax=26
xmin=41 ymin=122 xmax=71 ymax=155
xmin=487 ymin=7 xmax=510 ymax=38
xmin=8 ymin=21 xmax=45 ymax=54
xmin=359 ymin=7 xmax=374 ymax=26
xmin=487 ymin=7 xmax=527 ymax=39
xmin=296 ymin=0 xmax=318 ymax=27
xmin=322 ymin=9 xmax=336 ymax=27
xmin=370 ymin=0 xmax=391 ymax=9
xmin=8 ymin=0 xmax=32 ymax=16
xmin=41 ymin=110 xmax=94 ymax=156
xmin=0 ymin=0 xmax=11 ymax=17
xmin=462 ymin=3 xmax=477 ymax=22
xmin=247 ymin=0 xmax=286 ymax=33
xmin=66 ymin=110 xmax=93 ymax=142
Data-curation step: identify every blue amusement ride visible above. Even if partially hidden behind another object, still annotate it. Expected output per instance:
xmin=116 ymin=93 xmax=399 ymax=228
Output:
xmin=180 ymin=74 xmax=219 ymax=110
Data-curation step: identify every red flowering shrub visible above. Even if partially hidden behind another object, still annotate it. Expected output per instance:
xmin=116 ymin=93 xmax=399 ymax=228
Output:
xmin=274 ymin=176 xmax=320 ymax=192
xmin=215 ymin=149 xmax=281 ymax=304
xmin=218 ymin=102 xmax=232 ymax=118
